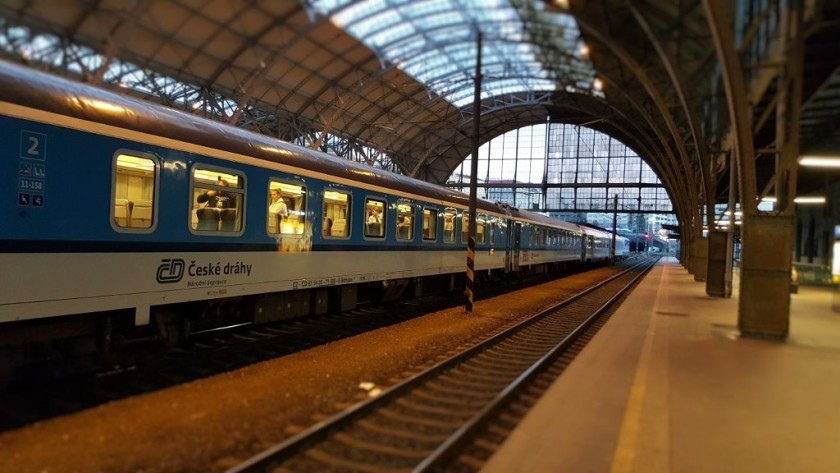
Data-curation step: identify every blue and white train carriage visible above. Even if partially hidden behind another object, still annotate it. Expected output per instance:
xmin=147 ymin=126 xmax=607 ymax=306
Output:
xmin=0 ymin=60 xmax=626 ymax=366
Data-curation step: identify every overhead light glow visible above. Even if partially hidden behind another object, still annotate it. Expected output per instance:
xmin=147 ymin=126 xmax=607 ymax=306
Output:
xmin=761 ymin=196 xmax=826 ymax=204
xmin=798 ymin=156 xmax=840 ymax=167
xmin=794 ymin=196 xmax=826 ymax=204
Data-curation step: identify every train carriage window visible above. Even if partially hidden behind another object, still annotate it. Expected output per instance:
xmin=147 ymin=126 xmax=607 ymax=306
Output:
xmin=461 ymin=211 xmax=471 ymax=244
xmin=364 ymin=198 xmax=385 ymax=238
xmin=191 ymin=168 xmax=244 ymax=233
xmin=422 ymin=208 xmax=438 ymax=241
xmin=443 ymin=208 xmax=457 ymax=243
xmin=268 ymin=181 xmax=306 ymax=236
xmin=488 ymin=217 xmax=497 ymax=244
xmin=475 ymin=214 xmax=486 ymax=244
xmin=324 ymin=190 xmax=352 ymax=238
xmin=396 ymin=203 xmax=415 ymax=241
xmin=112 ymin=153 xmax=157 ymax=231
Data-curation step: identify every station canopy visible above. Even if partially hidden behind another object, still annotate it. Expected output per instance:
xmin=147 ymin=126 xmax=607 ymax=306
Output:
xmin=308 ymin=0 xmax=598 ymax=108
xmin=0 ymin=0 xmax=612 ymax=185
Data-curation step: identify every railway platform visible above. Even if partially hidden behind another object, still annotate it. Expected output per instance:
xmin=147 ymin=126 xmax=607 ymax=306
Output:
xmin=482 ymin=256 xmax=840 ymax=473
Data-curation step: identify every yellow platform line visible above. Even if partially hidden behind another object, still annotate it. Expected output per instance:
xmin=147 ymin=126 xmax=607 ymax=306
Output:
xmin=609 ymin=266 xmax=667 ymax=473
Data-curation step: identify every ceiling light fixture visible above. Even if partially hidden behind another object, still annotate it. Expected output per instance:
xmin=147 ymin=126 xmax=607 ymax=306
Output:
xmin=794 ymin=196 xmax=827 ymax=204
xmin=798 ymin=155 xmax=840 ymax=167
xmin=761 ymin=196 xmax=826 ymax=204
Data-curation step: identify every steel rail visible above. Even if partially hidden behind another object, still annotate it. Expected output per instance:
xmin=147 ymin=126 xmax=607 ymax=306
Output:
xmin=227 ymin=257 xmax=657 ymax=473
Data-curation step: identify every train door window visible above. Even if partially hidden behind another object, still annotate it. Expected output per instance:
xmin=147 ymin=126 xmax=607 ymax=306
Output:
xmin=423 ymin=208 xmax=438 ymax=241
xmin=443 ymin=208 xmax=457 ymax=243
xmin=460 ymin=211 xmax=470 ymax=244
xmin=396 ymin=202 xmax=415 ymax=241
xmin=112 ymin=152 xmax=157 ymax=232
xmin=268 ymin=181 xmax=306 ymax=236
xmin=475 ymin=214 xmax=486 ymax=244
xmin=191 ymin=168 xmax=244 ymax=233
xmin=364 ymin=198 xmax=386 ymax=238
xmin=324 ymin=189 xmax=351 ymax=238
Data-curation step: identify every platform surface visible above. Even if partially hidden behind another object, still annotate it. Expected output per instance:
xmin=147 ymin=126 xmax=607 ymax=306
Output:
xmin=482 ymin=257 xmax=840 ymax=473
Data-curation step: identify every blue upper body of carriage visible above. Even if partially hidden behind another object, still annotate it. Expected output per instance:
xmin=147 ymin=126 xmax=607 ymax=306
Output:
xmin=1 ymin=113 xmax=513 ymax=253
xmin=0 ymin=59 xmax=604 ymax=259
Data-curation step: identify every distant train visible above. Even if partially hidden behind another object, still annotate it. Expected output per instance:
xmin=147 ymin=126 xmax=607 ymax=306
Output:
xmin=0 ymin=60 xmax=628 ymax=370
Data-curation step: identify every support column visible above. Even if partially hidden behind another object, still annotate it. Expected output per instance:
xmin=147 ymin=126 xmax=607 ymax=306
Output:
xmin=693 ymin=237 xmax=708 ymax=282
xmin=706 ymin=230 xmax=733 ymax=297
xmin=684 ymin=232 xmax=694 ymax=272
xmin=680 ymin=236 xmax=689 ymax=266
xmin=739 ymin=215 xmax=794 ymax=339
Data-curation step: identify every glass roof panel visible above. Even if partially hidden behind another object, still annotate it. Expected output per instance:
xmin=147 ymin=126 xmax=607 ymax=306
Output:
xmin=308 ymin=0 xmax=597 ymax=108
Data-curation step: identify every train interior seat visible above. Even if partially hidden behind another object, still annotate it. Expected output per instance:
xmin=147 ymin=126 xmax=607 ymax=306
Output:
xmin=332 ymin=218 xmax=347 ymax=237
xmin=114 ymin=198 xmax=131 ymax=227
xmin=219 ymin=209 xmax=237 ymax=232
xmin=268 ymin=213 xmax=280 ymax=234
xmin=132 ymin=200 xmax=153 ymax=227
xmin=286 ymin=216 xmax=302 ymax=234
xmin=196 ymin=207 xmax=219 ymax=231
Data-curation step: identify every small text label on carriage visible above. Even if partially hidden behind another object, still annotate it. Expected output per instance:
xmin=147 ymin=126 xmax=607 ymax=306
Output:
xmin=187 ymin=260 xmax=252 ymax=278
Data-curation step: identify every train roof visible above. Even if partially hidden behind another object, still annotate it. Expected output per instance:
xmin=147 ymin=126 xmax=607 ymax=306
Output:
xmin=0 ymin=60 xmax=567 ymax=228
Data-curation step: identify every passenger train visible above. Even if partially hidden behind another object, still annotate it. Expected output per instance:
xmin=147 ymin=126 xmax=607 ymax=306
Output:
xmin=0 ymin=60 xmax=628 ymax=371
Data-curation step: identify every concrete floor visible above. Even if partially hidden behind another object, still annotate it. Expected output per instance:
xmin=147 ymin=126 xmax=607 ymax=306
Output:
xmin=482 ymin=257 xmax=840 ymax=473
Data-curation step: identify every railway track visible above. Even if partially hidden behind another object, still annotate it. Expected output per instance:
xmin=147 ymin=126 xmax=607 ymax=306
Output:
xmin=227 ymin=257 xmax=658 ymax=473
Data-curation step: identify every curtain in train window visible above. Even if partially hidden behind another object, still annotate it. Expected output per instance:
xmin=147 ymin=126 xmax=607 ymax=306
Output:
xmin=113 ymin=153 xmax=157 ymax=230
xmin=191 ymin=168 xmax=244 ymax=232
xmin=324 ymin=190 xmax=352 ymax=238
xmin=268 ymin=181 xmax=306 ymax=235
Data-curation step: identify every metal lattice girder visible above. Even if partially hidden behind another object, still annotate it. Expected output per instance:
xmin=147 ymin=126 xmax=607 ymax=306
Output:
xmin=1 ymin=0 xmax=837 ymax=234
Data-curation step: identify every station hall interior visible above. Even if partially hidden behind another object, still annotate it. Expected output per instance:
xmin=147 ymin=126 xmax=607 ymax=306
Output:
xmin=0 ymin=0 xmax=840 ymax=472
xmin=2 ymin=1 xmax=840 ymax=470
xmin=0 ymin=0 xmax=838 ymax=344
xmin=3 ymin=1 xmax=839 ymax=337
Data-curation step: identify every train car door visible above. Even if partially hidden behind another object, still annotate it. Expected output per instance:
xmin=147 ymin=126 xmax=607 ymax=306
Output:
xmin=498 ymin=207 xmax=513 ymax=273
xmin=580 ymin=232 xmax=588 ymax=262
xmin=507 ymin=221 xmax=522 ymax=272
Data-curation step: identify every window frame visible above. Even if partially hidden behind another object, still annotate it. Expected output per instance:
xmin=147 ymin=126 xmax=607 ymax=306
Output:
xmin=267 ymin=178 xmax=306 ymax=238
xmin=110 ymin=149 xmax=160 ymax=234
xmin=422 ymin=206 xmax=439 ymax=242
xmin=395 ymin=201 xmax=416 ymax=242
xmin=364 ymin=197 xmax=387 ymax=240
xmin=323 ymin=187 xmax=353 ymax=239
xmin=442 ymin=207 xmax=457 ymax=244
xmin=189 ymin=164 xmax=246 ymax=236
xmin=460 ymin=210 xmax=471 ymax=244
xmin=475 ymin=213 xmax=487 ymax=245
